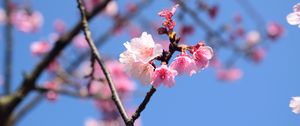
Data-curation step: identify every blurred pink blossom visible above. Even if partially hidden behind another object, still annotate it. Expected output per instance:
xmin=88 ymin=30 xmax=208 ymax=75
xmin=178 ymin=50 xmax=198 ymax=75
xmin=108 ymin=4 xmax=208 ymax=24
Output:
xmin=249 ymin=48 xmax=266 ymax=63
xmin=290 ymin=96 xmax=300 ymax=114
xmin=104 ymin=1 xmax=118 ymax=17
xmin=266 ymin=22 xmax=284 ymax=40
xmin=246 ymin=30 xmax=261 ymax=46
xmin=11 ymin=9 xmax=43 ymax=33
xmin=54 ymin=19 xmax=66 ymax=33
xmin=30 ymin=40 xmax=51 ymax=56
xmin=152 ymin=64 xmax=178 ymax=88
xmin=73 ymin=34 xmax=89 ymax=49
xmin=217 ymin=67 xmax=242 ymax=82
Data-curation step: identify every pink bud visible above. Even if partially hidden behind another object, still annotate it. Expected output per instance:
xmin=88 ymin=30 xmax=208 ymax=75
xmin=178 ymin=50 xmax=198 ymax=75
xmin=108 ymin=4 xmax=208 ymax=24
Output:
xmin=208 ymin=4 xmax=219 ymax=20
xmin=54 ymin=19 xmax=66 ymax=33
xmin=249 ymin=48 xmax=266 ymax=63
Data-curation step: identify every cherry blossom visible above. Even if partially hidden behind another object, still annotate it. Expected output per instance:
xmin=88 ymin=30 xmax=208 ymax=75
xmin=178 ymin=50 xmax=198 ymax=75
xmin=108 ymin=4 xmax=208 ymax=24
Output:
xmin=266 ymin=22 xmax=284 ymax=40
xmin=30 ymin=41 xmax=51 ymax=56
xmin=249 ymin=47 xmax=265 ymax=63
xmin=289 ymin=96 xmax=300 ymax=114
xmin=208 ymin=4 xmax=219 ymax=20
xmin=158 ymin=4 xmax=179 ymax=30
xmin=104 ymin=1 xmax=118 ymax=17
xmin=217 ymin=68 xmax=242 ymax=82
xmin=191 ymin=44 xmax=214 ymax=70
xmin=152 ymin=64 xmax=178 ymax=88
xmin=246 ymin=30 xmax=261 ymax=46
xmin=11 ymin=9 xmax=43 ymax=33
xmin=158 ymin=4 xmax=179 ymax=19
xmin=287 ymin=3 xmax=300 ymax=27
xmin=170 ymin=53 xmax=197 ymax=76
xmin=85 ymin=118 xmax=100 ymax=126
xmin=125 ymin=62 xmax=154 ymax=85
xmin=121 ymin=32 xmax=163 ymax=63
xmin=54 ymin=19 xmax=66 ymax=34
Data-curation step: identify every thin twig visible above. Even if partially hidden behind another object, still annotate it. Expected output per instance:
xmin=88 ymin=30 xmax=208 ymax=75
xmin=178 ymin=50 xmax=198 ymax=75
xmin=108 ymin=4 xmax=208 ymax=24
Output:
xmin=129 ymin=86 xmax=156 ymax=123
xmin=76 ymin=0 xmax=130 ymax=125
xmin=3 ymin=0 xmax=13 ymax=95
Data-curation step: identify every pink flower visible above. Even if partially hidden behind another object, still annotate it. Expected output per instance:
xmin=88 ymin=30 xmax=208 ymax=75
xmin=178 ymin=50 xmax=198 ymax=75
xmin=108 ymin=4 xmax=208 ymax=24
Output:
xmin=158 ymin=4 xmax=179 ymax=19
xmin=119 ymin=32 xmax=163 ymax=85
xmin=104 ymin=1 xmax=118 ymax=17
xmin=287 ymin=3 xmax=300 ymax=27
xmin=54 ymin=19 xmax=66 ymax=33
xmin=170 ymin=53 xmax=197 ymax=76
xmin=73 ymin=34 xmax=89 ymax=50
xmin=246 ymin=30 xmax=261 ymax=46
xmin=249 ymin=48 xmax=265 ymax=63
xmin=11 ymin=10 xmax=43 ymax=33
xmin=152 ymin=65 xmax=177 ymax=88
xmin=120 ymin=32 xmax=163 ymax=63
xmin=290 ymin=96 xmax=300 ymax=114
xmin=192 ymin=45 xmax=214 ymax=70
xmin=83 ymin=0 xmax=101 ymax=12
xmin=217 ymin=68 xmax=242 ymax=82
xmin=30 ymin=41 xmax=51 ymax=56
xmin=266 ymin=22 xmax=284 ymax=40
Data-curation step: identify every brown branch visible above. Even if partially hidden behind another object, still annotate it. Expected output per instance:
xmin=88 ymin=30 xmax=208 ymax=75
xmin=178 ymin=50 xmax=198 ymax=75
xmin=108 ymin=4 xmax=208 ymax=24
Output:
xmin=3 ymin=0 xmax=13 ymax=95
xmin=76 ymin=0 xmax=130 ymax=125
xmin=129 ymin=86 xmax=156 ymax=123
xmin=8 ymin=94 xmax=44 ymax=126
xmin=66 ymin=0 xmax=153 ymax=73
xmin=0 ymin=1 xmax=111 ymax=125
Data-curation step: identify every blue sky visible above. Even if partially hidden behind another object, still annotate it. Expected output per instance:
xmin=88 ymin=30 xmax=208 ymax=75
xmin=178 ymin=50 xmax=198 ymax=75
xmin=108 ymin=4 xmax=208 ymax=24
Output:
xmin=1 ymin=0 xmax=300 ymax=126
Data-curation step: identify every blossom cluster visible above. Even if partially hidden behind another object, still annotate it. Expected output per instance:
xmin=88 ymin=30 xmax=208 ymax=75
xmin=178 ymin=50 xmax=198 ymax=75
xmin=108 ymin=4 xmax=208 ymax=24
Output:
xmin=119 ymin=4 xmax=213 ymax=88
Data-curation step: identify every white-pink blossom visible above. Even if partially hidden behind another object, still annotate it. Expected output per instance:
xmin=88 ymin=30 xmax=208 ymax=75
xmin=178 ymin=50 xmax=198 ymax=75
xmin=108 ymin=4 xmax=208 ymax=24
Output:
xmin=119 ymin=32 xmax=163 ymax=85
xmin=246 ymin=30 xmax=261 ymax=46
xmin=121 ymin=32 xmax=162 ymax=63
xmin=30 ymin=41 xmax=51 ymax=56
xmin=170 ymin=53 xmax=197 ymax=76
xmin=192 ymin=45 xmax=214 ymax=70
xmin=152 ymin=64 xmax=177 ymax=88
xmin=85 ymin=118 xmax=100 ymax=126
xmin=126 ymin=62 xmax=154 ymax=85
xmin=290 ymin=96 xmax=300 ymax=114
xmin=287 ymin=3 xmax=300 ymax=27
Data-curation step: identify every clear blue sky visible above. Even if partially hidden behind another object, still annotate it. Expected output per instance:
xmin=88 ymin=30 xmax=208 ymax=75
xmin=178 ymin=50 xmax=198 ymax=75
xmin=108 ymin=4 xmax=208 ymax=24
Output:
xmin=1 ymin=0 xmax=300 ymax=126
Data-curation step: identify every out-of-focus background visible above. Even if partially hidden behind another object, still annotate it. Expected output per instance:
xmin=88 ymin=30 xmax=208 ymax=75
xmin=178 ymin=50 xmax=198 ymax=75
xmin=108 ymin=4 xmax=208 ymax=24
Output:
xmin=0 ymin=0 xmax=300 ymax=125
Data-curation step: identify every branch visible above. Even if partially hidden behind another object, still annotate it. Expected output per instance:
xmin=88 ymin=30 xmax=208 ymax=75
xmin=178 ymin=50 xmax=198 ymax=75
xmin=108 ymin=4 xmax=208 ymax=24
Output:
xmin=66 ymin=0 xmax=153 ymax=73
xmin=0 ymin=1 xmax=111 ymax=125
xmin=8 ymin=94 xmax=44 ymax=126
xmin=129 ymin=86 xmax=156 ymax=123
xmin=3 ymin=0 xmax=13 ymax=95
xmin=76 ymin=0 xmax=130 ymax=125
